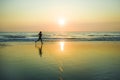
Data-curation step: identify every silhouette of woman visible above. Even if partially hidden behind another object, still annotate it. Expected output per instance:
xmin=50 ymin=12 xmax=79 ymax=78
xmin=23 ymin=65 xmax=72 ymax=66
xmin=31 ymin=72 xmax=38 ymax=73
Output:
xmin=35 ymin=31 xmax=43 ymax=44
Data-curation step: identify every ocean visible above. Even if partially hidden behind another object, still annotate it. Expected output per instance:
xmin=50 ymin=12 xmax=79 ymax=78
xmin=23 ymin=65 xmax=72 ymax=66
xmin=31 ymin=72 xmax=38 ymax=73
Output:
xmin=0 ymin=32 xmax=120 ymax=80
xmin=0 ymin=32 xmax=120 ymax=42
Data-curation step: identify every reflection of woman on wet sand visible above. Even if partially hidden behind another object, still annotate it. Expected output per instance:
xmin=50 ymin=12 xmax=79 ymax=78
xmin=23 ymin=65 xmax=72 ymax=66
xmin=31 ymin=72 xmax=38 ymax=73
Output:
xmin=35 ymin=43 xmax=43 ymax=57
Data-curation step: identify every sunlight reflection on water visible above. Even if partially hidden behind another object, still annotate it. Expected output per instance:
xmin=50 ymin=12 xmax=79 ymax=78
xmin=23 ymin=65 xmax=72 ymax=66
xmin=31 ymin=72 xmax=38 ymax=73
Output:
xmin=60 ymin=41 xmax=64 ymax=52
xmin=0 ymin=42 xmax=120 ymax=80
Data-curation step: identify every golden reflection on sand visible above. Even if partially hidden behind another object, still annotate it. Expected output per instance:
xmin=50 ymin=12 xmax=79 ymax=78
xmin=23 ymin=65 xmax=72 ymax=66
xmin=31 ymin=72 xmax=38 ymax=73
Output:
xmin=59 ymin=41 xmax=64 ymax=52
xmin=1 ymin=42 xmax=120 ymax=80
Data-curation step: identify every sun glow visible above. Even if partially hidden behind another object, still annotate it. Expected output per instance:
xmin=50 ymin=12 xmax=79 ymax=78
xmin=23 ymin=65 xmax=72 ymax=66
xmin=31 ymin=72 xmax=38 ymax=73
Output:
xmin=58 ymin=18 xmax=65 ymax=26
xmin=60 ymin=41 xmax=64 ymax=51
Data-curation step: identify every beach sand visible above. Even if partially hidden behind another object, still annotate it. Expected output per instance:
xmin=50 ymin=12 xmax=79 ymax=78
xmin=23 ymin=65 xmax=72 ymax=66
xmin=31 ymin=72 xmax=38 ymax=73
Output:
xmin=0 ymin=41 xmax=120 ymax=80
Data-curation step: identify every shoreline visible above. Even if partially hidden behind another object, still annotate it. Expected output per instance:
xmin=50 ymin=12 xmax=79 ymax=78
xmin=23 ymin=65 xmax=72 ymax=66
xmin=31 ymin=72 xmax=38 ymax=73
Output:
xmin=0 ymin=41 xmax=120 ymax=46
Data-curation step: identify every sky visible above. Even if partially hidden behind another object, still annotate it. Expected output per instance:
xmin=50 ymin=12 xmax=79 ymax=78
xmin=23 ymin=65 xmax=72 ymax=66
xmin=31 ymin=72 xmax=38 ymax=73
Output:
xmin=0 ymin=0 xmax=120 ymax=32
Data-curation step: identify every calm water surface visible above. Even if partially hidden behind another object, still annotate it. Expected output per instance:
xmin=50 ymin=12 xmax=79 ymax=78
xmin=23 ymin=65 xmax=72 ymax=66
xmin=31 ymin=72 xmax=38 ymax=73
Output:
xmin=0 ymin=41 xmax=120 ymax=80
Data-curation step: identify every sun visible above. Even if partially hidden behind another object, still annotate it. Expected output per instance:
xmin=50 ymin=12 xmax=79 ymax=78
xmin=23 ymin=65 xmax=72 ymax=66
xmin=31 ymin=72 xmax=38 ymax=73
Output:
xmin=58 ymin=18 xmax=65 ymax=26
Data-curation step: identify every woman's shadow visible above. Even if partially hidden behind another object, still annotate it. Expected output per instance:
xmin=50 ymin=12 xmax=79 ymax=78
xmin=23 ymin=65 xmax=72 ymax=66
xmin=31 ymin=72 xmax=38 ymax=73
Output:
xmin=35 ymin=43 xmax=43 ymax=57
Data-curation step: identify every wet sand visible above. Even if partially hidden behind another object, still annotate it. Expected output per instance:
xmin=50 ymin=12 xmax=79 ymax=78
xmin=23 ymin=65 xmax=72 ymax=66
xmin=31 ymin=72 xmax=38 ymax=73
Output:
xmin=0 ymin=41 xmax=120 ymax=80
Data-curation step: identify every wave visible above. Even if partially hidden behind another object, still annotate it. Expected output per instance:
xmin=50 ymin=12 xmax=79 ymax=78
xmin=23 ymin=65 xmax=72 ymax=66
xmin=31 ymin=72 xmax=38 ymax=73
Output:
xmin=0 ymin=37 xmax=120 ymax=42
xmin=3 ymin=35 xmax=26 ymax=38
xmin=0 ymin=32 xmax=120 ymax=42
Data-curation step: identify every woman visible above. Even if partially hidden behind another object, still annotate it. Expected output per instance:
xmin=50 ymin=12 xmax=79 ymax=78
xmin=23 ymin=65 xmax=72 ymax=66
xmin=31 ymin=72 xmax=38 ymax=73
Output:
xmin=35 ymin=31 xmax=43 ymax=44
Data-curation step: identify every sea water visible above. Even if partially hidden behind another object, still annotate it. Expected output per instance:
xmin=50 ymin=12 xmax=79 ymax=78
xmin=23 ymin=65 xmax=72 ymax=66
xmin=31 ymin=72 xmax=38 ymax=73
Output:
xmin=0 ymin=32 xmax=120 ymax=80
xmin=0 ymin=32 xmax=120 ymax=42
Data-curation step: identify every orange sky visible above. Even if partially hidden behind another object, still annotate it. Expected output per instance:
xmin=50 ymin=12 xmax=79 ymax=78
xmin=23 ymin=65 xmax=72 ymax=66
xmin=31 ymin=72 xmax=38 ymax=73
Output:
xmin=0 ymin=0 xmax=120 ymax=32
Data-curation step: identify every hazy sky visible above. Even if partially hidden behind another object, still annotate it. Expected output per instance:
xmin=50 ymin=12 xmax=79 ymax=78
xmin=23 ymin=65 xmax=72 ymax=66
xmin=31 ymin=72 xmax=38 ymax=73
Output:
xmin=0 ymin=0 xmax=120 ymax=32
